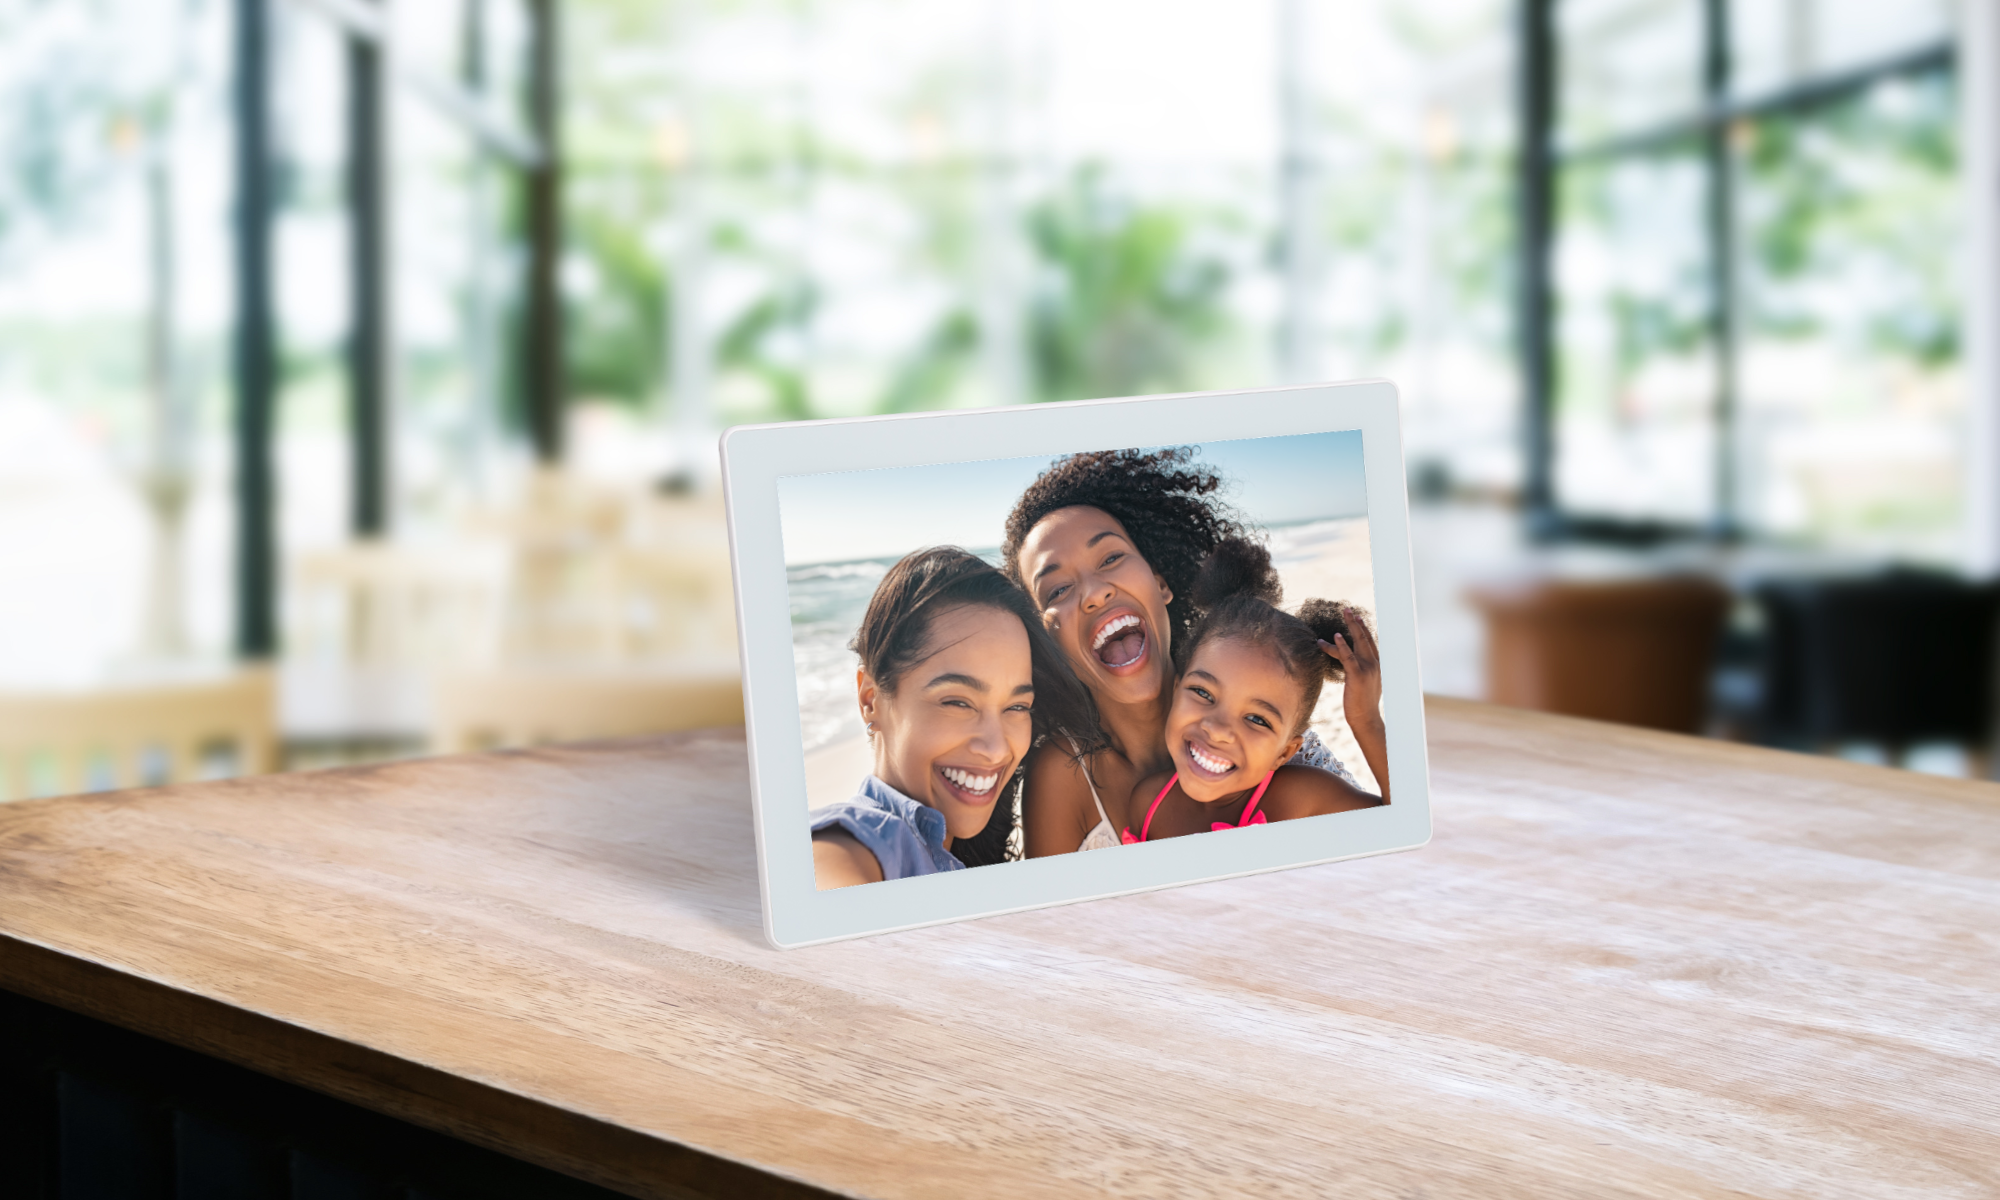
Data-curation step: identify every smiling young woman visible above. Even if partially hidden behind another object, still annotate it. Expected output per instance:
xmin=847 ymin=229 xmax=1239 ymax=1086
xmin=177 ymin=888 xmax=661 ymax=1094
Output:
xmin=1001 ymin=448 xmax=1252 ymax=857
xmin=809 ymin=547 xmax=1099 ymax=890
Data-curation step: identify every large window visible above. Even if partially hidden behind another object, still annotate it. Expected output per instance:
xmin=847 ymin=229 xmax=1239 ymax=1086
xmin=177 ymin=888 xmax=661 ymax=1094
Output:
xmin=562 ymin=0 xmax=1522 ymax=492
xmin=0 ymin=0 xmax=541 ymax=679
xmin=1529 ymin=0 xmax=1960 ymax=555
xmin=0 ymin=0 xmax=1526 ymax=691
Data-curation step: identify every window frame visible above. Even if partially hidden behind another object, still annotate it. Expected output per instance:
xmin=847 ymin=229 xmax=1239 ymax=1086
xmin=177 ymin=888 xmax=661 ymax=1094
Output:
xmin=1517 ymin=0 xmax=1955 ymax=545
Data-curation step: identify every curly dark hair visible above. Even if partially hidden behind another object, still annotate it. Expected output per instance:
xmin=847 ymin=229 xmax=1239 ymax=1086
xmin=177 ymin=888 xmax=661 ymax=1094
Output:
xmin=1000 ymin=446 xmax=1248 ymax=649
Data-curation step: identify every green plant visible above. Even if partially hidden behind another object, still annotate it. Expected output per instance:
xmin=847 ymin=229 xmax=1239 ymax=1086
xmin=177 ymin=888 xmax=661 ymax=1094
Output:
xmin=1741 ymin=72 xmax=1959 ymax=370
xmin=878 ymin=308 xmax=978 ymax=414
xmin=715 ymin=274 xmax=817 ymax=421
xmin=1024 ymin=166 xmax=1230 ymax=402
xmin=564 ymin=203 xmax=669 ymax=406
xmin=1557 ymin=149 xmax=1712 ymax=412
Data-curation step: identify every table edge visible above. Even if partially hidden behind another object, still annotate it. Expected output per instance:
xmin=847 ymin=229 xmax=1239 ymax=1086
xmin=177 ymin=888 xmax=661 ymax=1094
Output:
xmin=0 ymin=932 xmax=845 ymax=1200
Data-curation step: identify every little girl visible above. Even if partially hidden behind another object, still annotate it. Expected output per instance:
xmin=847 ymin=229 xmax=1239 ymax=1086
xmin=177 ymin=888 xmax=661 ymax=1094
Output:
xmin=812 ymin=547 xmax=1099 ymax=888
xmin=1123 ymin=538 xmax=1388 ymax=843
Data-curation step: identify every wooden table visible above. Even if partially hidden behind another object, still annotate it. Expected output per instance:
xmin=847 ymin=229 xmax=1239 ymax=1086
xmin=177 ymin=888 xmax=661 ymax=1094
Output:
xmin=3 ymin=698 xmax=1997 ymax=1199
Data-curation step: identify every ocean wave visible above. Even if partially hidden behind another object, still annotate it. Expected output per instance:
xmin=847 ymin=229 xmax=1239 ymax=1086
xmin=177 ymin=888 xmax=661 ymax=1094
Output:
xmin=787 ymin=560 xmax=891 ymax=584
xmin=1268 ymin=515 xmax=1364 ymax=563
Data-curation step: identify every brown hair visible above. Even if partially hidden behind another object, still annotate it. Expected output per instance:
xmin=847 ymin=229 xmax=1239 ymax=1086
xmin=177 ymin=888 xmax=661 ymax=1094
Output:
xmin=852 ymin=546 xmax=1102 ymax=866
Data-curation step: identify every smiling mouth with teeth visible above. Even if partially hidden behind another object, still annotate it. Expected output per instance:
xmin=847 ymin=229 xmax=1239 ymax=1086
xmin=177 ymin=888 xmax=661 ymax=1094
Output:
xmin=940 ymin=765 xmax=1002 ymax=797
xmin=1091 ymin=612 xmax=1147 ymax=669
xmin=1187 ymin=740 xmax=1236 ymax=777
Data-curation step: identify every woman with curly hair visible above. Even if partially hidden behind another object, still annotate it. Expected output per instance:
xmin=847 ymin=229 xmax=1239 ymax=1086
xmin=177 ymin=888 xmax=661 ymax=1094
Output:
xmin=1001 ymin=446 xmax=1382 ymax=856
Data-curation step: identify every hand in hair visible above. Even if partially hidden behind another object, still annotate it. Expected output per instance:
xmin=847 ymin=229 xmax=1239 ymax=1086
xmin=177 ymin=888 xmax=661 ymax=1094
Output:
xmin=1317 ymin=602 xmax=1389 ymax=801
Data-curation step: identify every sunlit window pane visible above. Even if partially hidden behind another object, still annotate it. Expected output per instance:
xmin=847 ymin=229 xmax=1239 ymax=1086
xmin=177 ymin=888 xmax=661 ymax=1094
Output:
xmin=1734 ymin=70 xmax=1961 ymax=553
xmin=1559 ymin=0 xmax=1703 ymax=148
xmin=1555 ymin=148 xmax=1715 ymax=523
xmin=392 ymin=48 xmax=493 ymax=523
xmin=272 ymin=10 xmax=354 ymax=564
xmin=0 ymin=0 xmax=237 ymax=680
xmin=1732 ymin=0 xmax=1955 ymax=101
xmin=560 ymin=0 xmax=1521 ymax=494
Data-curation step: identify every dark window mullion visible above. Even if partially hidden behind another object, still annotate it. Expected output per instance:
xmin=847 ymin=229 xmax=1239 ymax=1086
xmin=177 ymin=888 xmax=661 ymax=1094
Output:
xmin=1519 ymin=0 xmax=1558 ymax=533
xmin=1557 ymin=40 xmax=1953 ymax=166
xmin=1704 ymin=0 xmax=1739 ymax=539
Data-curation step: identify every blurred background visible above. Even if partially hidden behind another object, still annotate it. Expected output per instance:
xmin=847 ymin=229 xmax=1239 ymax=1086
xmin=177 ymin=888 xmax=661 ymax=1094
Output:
xmin=3 ymin=0 xmax=1997 ymax=797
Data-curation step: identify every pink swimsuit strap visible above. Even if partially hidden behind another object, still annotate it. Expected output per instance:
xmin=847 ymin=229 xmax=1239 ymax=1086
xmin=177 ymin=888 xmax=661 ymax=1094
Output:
xmin=1123 ymin=771 xmax=1274 ymax=843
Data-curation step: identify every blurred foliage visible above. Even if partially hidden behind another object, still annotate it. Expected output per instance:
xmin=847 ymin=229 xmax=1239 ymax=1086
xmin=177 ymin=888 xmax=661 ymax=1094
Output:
xmin=875 ymin=164 xmax=1237 ymax=412
xmin=1556 ymin=66 xmax=1960 ymax=401
xmin=557 ymin=187 xmax=830 ymax=423
xmin=1741 ymin=71 xmax=1959 ymax=369
xmin=0 ymin=2 xmax=122 ymax=261
xmin=1607 ymin=286 xmax=1707 ymax=381
xmin=562 ymin=0 xmax=863 ymax=424
xmin=554 ymin=2 xmax=1515 ymax=423
xmin=715 ymin=273 xmax=818 ymax=421
xmin=1559 ymin=148 xmax=1712 ymax=399
xmin=1312 ymin=121 xmax=1411 ymax=362
xmin=1428 ymin=147 xmax=1516 ymax=357
xmin=1318 ymin=0 xmax=1516 ymax=371
xmin=1313 ymin=127 xmax=1515 ymax=366
xmin=564 ymin=203 xmax=669 ymax=404
xmin=1024 ymin=166 xmax=1231 ymax=403
xmin=878 ymin=307 xmax=977 ymax=413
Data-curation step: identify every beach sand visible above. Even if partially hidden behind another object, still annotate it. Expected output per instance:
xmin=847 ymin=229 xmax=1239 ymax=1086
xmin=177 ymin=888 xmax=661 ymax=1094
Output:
xmin=800 ymin=516 xmax=1381 ymax=809
xmin=805 ymin=732 xmax=873 ymax=811
xmin=1272 ymin=517 xmax=1380 ymax=794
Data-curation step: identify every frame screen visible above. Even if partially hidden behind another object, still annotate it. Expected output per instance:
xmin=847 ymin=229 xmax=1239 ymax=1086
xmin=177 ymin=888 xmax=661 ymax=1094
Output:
xmin=722 ymin=382 xmax=1430 ymax=946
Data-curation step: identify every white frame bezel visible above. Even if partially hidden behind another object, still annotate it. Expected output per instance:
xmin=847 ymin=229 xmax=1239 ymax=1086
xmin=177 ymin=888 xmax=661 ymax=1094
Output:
xmin=721 ymin=380 xmax=1431 ymax=948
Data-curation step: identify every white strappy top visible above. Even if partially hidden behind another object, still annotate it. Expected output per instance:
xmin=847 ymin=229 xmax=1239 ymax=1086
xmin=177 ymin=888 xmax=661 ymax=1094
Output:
xmin=1077 ymin=758 xmax=1121 ymax=852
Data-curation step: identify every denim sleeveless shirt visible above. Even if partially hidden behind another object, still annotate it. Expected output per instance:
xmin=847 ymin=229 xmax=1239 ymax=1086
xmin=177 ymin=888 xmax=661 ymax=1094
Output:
xmin=810 ymin=775 xmax=964 ymax=882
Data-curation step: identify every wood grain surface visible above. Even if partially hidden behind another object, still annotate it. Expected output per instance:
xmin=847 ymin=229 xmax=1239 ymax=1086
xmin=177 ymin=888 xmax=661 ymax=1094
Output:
xmin=2 ymin=697 xmax=1997 ymax=1199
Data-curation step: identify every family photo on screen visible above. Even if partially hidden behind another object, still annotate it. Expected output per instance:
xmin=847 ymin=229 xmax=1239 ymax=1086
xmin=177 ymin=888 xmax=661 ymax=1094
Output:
xmin=777 ymin=433 xmax=1390 ymax=890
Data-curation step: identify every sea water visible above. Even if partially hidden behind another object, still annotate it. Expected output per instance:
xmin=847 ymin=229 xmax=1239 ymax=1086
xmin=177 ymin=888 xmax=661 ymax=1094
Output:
xmin=785 ymin=550 xmax=1002 ymax=754
xmin=783 ymin=518 xmax=1366 ymax=756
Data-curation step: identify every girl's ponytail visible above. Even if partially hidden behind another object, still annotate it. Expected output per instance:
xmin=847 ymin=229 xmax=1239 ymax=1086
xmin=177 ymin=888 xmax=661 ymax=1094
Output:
xmin=1294 ymin=597 xmax=1355 ymax=682
xmin=1189 ymin=536 xmax=1281 ymax=612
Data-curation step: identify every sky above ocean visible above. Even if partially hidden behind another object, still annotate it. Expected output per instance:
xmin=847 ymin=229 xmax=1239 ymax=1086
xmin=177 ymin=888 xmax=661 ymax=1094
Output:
xmin=777 ymin=429 xmax=1367 ymax=566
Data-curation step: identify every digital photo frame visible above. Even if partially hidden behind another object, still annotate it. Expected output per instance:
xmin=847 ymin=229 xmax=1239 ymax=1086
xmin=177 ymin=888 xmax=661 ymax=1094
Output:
xmin=721 ymin=381 xmax=1431 ymax=948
